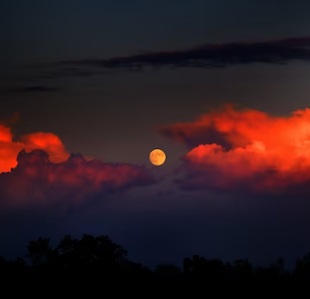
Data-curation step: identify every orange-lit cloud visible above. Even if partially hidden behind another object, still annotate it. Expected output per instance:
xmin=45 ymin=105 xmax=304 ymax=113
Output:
xmin=0 ymin=124 xmax=69 ymax=173
xmin=159 ymin=106 xmax=310 ymax=193
xmin=0 ymin=149 xmax=154 ymax=207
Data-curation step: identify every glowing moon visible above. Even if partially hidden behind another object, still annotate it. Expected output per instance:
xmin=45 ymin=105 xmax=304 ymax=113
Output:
xmin=149 ymin=149 xmax=166 ymax=166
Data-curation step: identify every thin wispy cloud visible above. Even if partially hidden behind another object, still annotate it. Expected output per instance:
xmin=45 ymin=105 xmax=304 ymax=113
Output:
xmin=59 ymin=36 xmax=310 ymax=71
xmin=5 ymin=36 xmax=310 ymax=92
xmin=1 ymin=85 xmax=62 ymax=94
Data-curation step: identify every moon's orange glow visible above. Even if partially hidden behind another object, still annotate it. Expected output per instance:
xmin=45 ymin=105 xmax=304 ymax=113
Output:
xmin=149 ymin=149 xmax=166 ymax=166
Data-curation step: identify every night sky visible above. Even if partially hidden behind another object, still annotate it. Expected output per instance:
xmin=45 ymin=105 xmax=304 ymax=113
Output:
xmin=1 ymin=0 xmax=310 ymax=268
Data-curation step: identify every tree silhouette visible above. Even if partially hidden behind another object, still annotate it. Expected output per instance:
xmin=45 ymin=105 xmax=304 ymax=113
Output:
xmin=155 ymin=264 xmax=182 ymax=278
xmin=232 ymin=259 xmax=253 ymax=280
xmin=26 ymin=237 xmax=54 ymax=267
xmin=1 ymin=232 xmax=310 ymax=293
xmin=56 ymin=234 xmax=127 ymax=269
xmin=295 ymin=252 xmax=310 ymax=280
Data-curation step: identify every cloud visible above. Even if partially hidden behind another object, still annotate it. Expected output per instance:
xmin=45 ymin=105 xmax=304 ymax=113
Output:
xmin=159 ymin=105 xmax=310 ymax=194
xmin=58 ymin=36 xmax=310 ymax=72
xmin=0 ymin=149 xmax=154 ymax=208
xmin=0 ymin=123 xmax=69 ymax=173
xmin=1 ymin=85 xmax=61 ymax=94
xmin=0 ymin=122 xmax=155 ymax=208
xmin=10 ymin=36 xmax=310 ymax=89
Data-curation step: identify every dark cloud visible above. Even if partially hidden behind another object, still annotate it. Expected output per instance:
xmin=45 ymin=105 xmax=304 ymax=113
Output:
xmin=8 ymin=36 xmax=310 ymax=88
xmin=58 ymin=36 xmax=310 ymax=71
xmin=1 ymin=85 xmax=61 ymax=94
xmin=0 ymin=149 xmax=155 ymax=208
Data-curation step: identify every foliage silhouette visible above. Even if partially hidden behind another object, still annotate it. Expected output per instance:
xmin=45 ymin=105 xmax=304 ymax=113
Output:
xmin=1 ymin=233 xmax=310 ymax=292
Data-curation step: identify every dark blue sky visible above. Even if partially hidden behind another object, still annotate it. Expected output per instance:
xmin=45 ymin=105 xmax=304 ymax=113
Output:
xmin=1 ymin=0 xmax=310 ymax=268
xmin=2 ymin=0 xmax=310 ymax=64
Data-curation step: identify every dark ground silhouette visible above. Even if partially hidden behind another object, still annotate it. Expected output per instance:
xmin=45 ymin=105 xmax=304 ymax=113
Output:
xmin=1 ymin=233 xmax=310 ymax=293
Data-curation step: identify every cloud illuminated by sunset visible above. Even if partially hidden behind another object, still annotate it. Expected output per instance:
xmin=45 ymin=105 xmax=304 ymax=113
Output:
xmin=0 ymin=124 xmax=69 ymax=173
xmin=0 ymin=149 xmax=154 ymax=207
xmin=0 ymin=122 xmax=155 ymax=207
xmin=160 ymin=106 xmax=310 ymax=193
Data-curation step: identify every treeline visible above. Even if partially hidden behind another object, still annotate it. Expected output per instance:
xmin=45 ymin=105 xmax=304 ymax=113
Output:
xmin=1 ymin=234 xmax=310 ymax=292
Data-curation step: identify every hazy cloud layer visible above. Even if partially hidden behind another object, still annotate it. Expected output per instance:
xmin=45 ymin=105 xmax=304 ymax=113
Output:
xmin=160 ymin=105 xmax=310 ymax=193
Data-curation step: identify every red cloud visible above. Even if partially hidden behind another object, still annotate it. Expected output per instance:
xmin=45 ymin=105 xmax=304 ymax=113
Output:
xmin=159 ymin=106 xmax=310 ymax=193
xmin=0 ymin=124 xmax=69 ymax=173
xmin=0 ymin=149 xmax=154 ymax=207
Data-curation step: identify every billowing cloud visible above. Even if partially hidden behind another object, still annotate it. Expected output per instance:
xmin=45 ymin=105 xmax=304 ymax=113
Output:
xmin=159 ymin=105 xmax=310 ymax=193
xmin=0 ymin=149 xmax=154 ymax=207
xmin=0 ymin=123 xmax=68 ymax=173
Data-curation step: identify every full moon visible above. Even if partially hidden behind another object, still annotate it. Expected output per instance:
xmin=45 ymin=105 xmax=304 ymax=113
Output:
xmin=149 ymin=149 xmax=166 ymax=166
